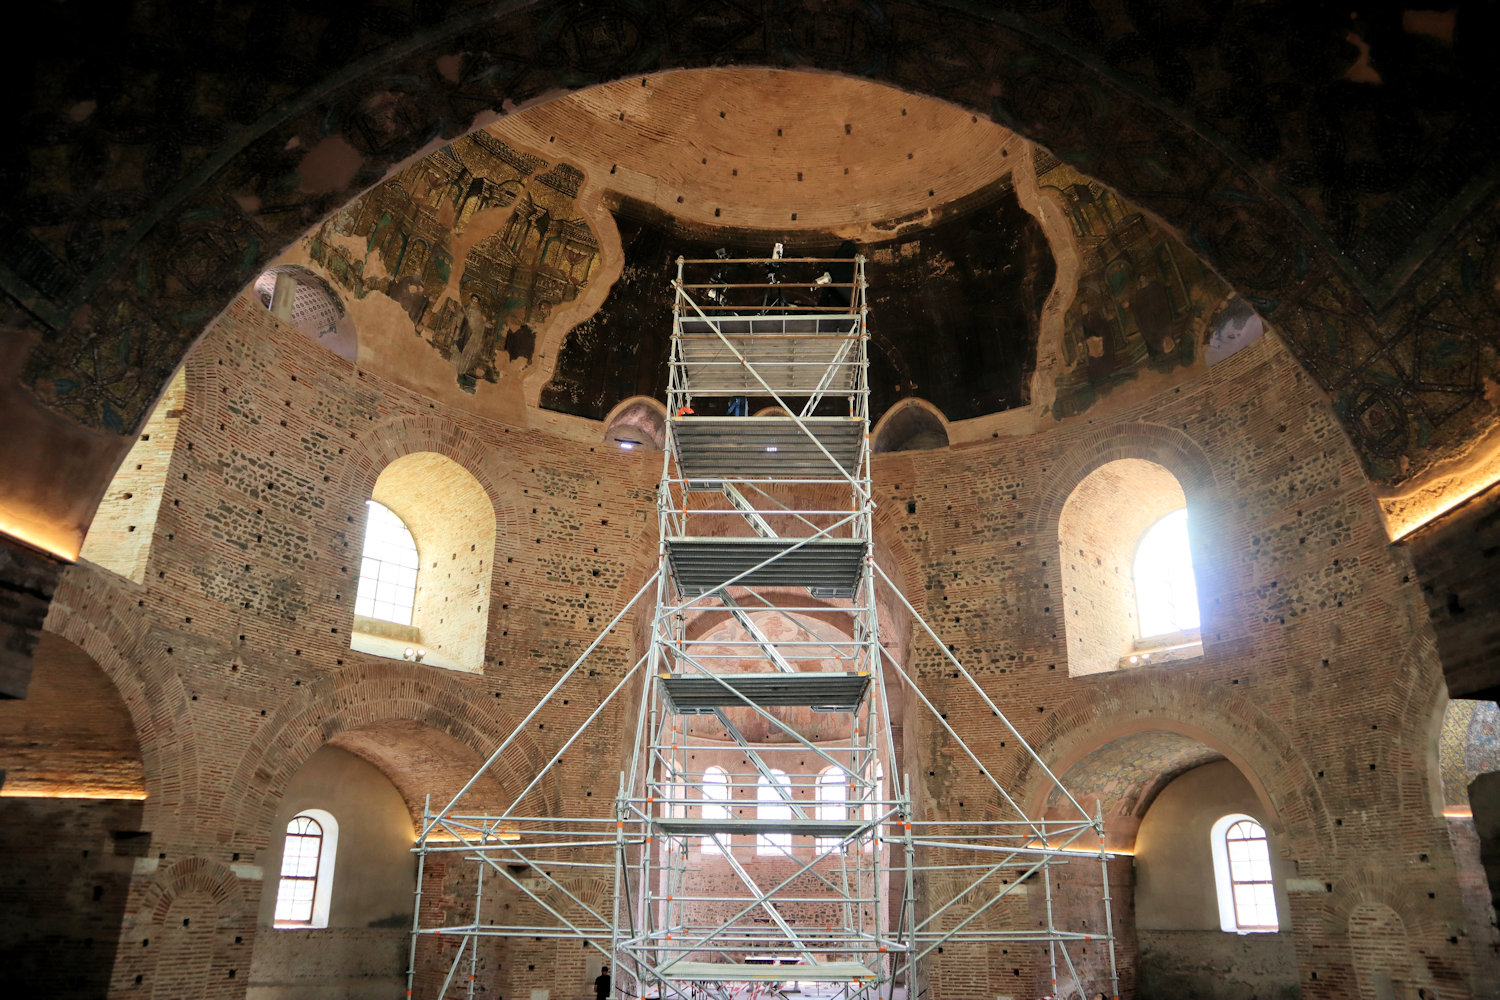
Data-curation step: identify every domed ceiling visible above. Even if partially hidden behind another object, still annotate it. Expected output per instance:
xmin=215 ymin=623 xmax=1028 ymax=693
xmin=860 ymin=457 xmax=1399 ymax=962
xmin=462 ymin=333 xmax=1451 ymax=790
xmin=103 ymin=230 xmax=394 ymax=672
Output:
xmin=270 ymin=68 xmax=1245 ymax=437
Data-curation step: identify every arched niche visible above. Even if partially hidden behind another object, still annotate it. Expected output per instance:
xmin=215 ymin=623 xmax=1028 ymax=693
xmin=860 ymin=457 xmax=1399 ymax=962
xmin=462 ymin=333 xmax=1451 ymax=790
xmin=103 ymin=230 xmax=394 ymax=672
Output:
xmin=252 ymin=264 xmax=358 ymax=362
xmin=602 ymin=396 xmax=667 ymax=453
xmin=247 ymin=745 xmax=414 ymax=998
xmin=0 ymin=631 xmax=145 ymax=999
xmin=871 ymin=398 xmax=950 ymax=453
xmin=1132 ymin=761 xmax=1298 ymax=999
xmin=350 ymin=452 xmax=496 ymax=673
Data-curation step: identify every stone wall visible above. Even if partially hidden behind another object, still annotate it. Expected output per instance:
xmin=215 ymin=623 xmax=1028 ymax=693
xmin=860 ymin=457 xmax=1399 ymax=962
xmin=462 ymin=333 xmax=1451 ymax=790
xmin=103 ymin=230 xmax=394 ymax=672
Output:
xmin=10 ymin=290 xmax=1489 ymax=999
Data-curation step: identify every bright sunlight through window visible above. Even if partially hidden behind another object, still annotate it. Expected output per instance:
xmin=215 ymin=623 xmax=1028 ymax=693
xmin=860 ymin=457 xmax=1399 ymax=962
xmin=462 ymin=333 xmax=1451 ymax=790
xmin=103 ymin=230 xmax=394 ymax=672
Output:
xmin=1133 ymin=508 xmax=1200 ymax=639
xmin=354 ymin=501 xmax=419 ymax=625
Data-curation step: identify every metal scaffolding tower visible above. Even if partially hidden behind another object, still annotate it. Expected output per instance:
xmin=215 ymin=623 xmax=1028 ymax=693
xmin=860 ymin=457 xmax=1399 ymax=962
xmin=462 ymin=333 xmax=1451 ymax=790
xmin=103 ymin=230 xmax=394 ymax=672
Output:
xmin=408 ymin=253 xmax=1120 ymax=1000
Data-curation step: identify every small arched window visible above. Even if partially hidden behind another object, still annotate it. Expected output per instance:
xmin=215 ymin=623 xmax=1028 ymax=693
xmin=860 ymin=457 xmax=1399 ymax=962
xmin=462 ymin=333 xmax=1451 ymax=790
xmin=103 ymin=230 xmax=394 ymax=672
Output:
xmin=816 ymin=768 xmax=847 ymax=854
xmin=700 ymin=767 xmax=729 ymax=855
xmin=756 ymin=770 xmax=792 ymax=857
xmin=1133 ymin=508 xmax=1200 ymax=639
xmin=1210 ymin=813 xmax=1278 ymax=933
xmin=274 ymin=809 xmax=339 ymax=929
xmin=354 ymin=501 xmax=419 ymax=626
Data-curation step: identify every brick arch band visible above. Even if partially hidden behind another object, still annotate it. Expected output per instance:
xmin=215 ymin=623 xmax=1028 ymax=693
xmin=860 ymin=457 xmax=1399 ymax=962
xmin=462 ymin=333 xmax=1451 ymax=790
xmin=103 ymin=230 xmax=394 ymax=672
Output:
xmin=226 ymin=664 xmax=554 ymax=853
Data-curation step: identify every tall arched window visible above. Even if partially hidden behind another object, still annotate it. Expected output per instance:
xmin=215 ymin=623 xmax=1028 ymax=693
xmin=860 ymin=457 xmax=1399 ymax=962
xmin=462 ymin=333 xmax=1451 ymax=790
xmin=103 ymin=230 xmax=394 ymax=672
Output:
xmin=354 ymin=501 xmax=418 ymax=625
xmin=1210 ymin=813 xmax=1278 ymax=933
xmin=1133 ymin=508 xmax=1200 ymax=638
xmin=700 ymin=767 xmax=729 ymax=855
xmin=816 ymin=768 xmax=847 ymax=854
xmin=274 ymin=809 xmax=339 ymax=929
xmin=350 ymin=453 xmax=496 ymax=673
xmin=1058 ymin=458 xmax=1205 ymax=675
xmin=756 ymin=770 xmax=792 ymax=857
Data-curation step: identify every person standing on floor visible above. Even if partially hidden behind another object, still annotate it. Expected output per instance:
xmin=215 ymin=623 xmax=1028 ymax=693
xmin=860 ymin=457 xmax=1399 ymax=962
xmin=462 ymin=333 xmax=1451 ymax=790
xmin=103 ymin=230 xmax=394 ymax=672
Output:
xmin=594 ymin=965 xmax=611 ymax=1000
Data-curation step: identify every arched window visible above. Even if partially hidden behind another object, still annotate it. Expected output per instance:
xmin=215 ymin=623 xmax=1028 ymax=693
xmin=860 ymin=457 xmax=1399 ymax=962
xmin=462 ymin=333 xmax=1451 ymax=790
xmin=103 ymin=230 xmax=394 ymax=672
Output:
xmin=274 ymin=809 xmax=339 ymax=929
xmin=354 ymin=501 xmax=418 ymax=626
xmin=756 ymin=770 xmax=792 ymax=857
xmin=1210 ymin=813 xmax=1278 ymax=933
xmin=816 ymin=768 xmax=847 ymax=854
xmin=349 ymin=453 xmax=496 ymax=673
xmin=1058 ymin=458 xmax=1205 ymax=675
xmin=700 ymin=767 xmax=729 ymax=855
xmin=1133 ymin=508 xmax=1200 ymax=638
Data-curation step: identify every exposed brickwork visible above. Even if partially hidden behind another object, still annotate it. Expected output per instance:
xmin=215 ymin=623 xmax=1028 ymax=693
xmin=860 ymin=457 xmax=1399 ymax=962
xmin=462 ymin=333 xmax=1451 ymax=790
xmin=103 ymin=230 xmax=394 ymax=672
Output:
xmin=79 ymin=368 xmax=187 ymax=584
xmin=7 ymin=297 xmax=1491 ymax=999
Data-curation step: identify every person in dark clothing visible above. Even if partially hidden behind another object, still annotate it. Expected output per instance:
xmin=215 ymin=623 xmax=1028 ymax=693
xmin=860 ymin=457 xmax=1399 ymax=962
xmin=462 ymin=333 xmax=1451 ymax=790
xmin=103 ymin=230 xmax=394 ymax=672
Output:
xmin=594 ymin=965 xmax=611 ymax=1000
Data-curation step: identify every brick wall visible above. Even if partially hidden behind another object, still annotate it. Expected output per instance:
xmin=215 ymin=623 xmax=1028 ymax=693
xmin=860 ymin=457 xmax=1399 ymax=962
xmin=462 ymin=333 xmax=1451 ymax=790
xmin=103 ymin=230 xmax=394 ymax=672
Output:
xmin=14 ymin=293 xmax=1490 ymax=999
xmin=79 ymin=367 xmax=187 ymax=584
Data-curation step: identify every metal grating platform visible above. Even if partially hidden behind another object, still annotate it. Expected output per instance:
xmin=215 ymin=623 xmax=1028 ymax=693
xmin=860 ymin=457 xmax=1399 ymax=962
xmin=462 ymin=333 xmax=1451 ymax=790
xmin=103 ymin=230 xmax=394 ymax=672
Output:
xmin=671 ymin=416 xmax=863 ymax=479
xmin=655 ymin=817 xmax=867 ymax=838
xmin=677 ymin=314 xmax=860 ymax=393
xmin=655 ymin=961 xmax=876 ymax=982
xmin=660 ymin=671 xmax=871 ymax=712
xmin=666 ymin=537 xmax=866 ymax=591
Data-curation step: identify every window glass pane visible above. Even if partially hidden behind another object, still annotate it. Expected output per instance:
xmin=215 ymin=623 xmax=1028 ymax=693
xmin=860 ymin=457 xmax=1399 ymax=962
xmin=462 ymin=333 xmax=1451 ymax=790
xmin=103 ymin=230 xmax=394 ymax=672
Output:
xmin=353 ymin=502 xmax=418 ymax=626
xmin=701 ymin=768 xmax=728 ymax=854
xmin=757 ymin=771 xmax=791 ymax=855
xmin=1134 ymin=508 xmax=1200 ymax=637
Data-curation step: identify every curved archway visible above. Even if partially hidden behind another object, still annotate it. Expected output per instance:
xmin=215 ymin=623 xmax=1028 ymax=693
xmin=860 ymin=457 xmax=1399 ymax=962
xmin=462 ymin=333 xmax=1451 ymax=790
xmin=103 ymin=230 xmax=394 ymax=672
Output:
xmin=227 ymin=665 xmax=552 ymax=855
xmin=1058 ymin=457 xmax=1203 ymax=675
xmin=602 ymin=395 xmax=667 ymax=452
xmin=251 ymin=264 xmax=358 ymax=362
xmin=871 ymin=398 xmax=950 ymax=453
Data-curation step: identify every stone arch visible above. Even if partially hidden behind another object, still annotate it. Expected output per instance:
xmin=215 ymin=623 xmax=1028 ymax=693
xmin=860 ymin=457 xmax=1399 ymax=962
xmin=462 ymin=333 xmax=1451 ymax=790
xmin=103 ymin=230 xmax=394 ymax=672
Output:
xmin=1012 ymin=680 xmax=1328 ymax=860
xmin=334 ymin=412 xmax=519 ymax=530
xmin=1027 ymin=421 xmax=1240 ymax=665
xmin=129 ymin=856 xmax=249 ymax=1000
xmin=334 ymin=413 xmax=521 ymax=667
xmin=602 ymin=395 xmax=667 ymax=452
xmin=43 ymin=570 xmax=197 ymax=827
xmin=227 ymin=664 xmax=552 ymax=853
xmin=0 ymin=628 xmax=145 ymax=798
xmin=871 ymin=398 xmax=950 ymax=453
xmin=1027 ymin=421 xmax=1219 ymax=536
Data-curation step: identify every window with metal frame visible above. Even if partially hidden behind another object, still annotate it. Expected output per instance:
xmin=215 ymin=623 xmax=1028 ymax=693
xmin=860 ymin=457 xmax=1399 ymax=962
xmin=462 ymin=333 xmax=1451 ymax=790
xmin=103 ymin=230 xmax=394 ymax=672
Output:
xmin=700 ymin=767 xmax=729 ymax=855
xmin=275 ymin=815 xmax=324 ymax=925
xmin=816 ymin=767 xmax=847 ymax=854
xmin=354 ymin=501 xmax=419 ymax=625
xmin=1210 ymin=812 xmax=1279 ymax=932
xmin=756 ymin=770 xmax=792 ymax=856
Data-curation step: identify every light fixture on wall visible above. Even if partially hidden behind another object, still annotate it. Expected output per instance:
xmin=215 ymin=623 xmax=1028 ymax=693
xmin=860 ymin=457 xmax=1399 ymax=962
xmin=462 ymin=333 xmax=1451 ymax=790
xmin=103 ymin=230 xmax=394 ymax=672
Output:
xmin=617 ymin=438 xmax=641 ymax=451
xmin=404 ymin=647 xmax=415 ymax=660
xmin=415 ymin=648 xmax=426 ymax=662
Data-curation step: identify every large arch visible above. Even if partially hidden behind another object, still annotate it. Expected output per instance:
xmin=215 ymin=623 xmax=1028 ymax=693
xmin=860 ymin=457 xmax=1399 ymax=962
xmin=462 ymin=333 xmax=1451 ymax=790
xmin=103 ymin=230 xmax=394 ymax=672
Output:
xmin=225 ymin=664 xmax=554 ymax=854
xmin=6 ymin=1 xmax=1498 ymax=569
